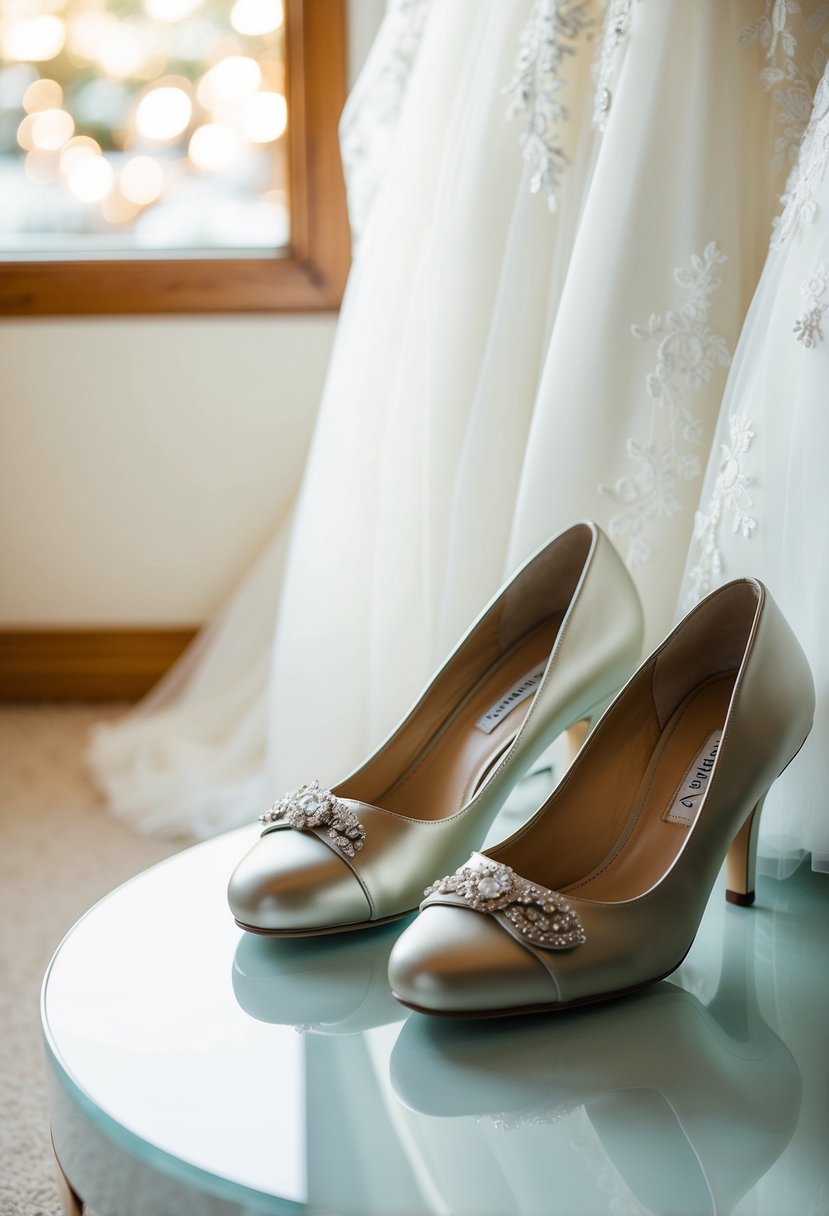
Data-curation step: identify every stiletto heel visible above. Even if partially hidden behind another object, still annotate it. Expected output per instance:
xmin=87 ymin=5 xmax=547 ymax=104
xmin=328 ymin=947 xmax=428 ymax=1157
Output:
xmin=564 ymin=692 xmax=613 ymax=765
xmin=564 ymin=719 xmax=590 ymax=766
xmin=725 ymin=796 xmax=764 ymax=907
xmin=228 ymin=522 xmax=643 ymax=936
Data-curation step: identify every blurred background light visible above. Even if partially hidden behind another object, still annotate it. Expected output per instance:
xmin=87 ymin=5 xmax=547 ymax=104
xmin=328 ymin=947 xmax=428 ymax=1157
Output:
xmin=120 ymin=154 xmax=165 ymax=204
xmin=30 ymin=108 xmax=75 ymax=152
xmin=243 ymin=91 xmax=286 ymax=142
xmin=135 ymin=84 xmax=192 ymax=141
xmin=230 ymin=0 xmax=284 ymax=38
xmin=2 ymin=16 xmax=66 ymax=63
xmin=197 ymin=56 xmax=260 ymax=110
xmin=60 ymin=136 xmax=103 ymax=177
xmin=22 ymin=78 xmax=63 ymax=113
xmin=188 ymin=122 xmax=241 ymax=171
xmin=67 ymin=153 xmax=114 ymax=202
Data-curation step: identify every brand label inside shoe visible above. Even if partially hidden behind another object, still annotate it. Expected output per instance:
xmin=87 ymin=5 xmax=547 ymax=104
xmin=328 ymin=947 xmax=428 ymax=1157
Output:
xmin=475 ymin=662 xmax=547 ymax=734
xmin=664 ymin=730 xmax=723 ymax=826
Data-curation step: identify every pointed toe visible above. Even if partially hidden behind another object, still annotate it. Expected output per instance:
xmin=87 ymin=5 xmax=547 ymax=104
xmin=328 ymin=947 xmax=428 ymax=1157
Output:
xmin=388 ymin=904 xmax=554 ymax=1015
xmin=228 ymin=830 xmax=371 ymax=933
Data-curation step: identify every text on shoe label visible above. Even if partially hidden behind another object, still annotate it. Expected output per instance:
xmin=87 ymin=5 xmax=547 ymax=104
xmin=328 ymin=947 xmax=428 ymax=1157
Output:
xmin=475 ymin=662 xmax=548 ymax=735
xmin=664 ymin=730 xmax=723 ymax=826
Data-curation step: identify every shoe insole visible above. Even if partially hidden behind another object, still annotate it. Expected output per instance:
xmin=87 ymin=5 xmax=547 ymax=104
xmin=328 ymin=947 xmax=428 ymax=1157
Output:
xmin=378 ymin=616 xmax=565 ymax=822
xmin=564 ymin=676 xmax=735 ymax=902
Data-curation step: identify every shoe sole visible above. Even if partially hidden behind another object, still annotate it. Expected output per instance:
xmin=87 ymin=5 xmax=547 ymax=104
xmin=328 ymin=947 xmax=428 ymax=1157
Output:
xmin=234 ymin=909 xmax=414 ymax=937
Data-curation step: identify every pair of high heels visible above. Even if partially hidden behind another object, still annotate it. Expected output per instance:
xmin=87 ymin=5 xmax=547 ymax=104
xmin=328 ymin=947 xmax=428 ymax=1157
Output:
xmin=228 ymin=521 xmax=814 ymax=1017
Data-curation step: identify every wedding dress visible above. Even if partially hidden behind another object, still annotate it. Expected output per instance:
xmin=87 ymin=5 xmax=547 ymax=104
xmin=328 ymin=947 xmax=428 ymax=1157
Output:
xmin=680 ymin=50 xmax=829 ymax=874
xmin=90 ymin=0 xmax=827 ymax=862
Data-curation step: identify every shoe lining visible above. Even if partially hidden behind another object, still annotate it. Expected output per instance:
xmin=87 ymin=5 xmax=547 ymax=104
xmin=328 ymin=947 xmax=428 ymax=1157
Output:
xmin=375 ymin=616 xmax=564 ymax=822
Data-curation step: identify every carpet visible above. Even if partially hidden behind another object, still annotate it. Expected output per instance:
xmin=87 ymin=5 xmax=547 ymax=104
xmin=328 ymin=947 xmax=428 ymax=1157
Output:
xmin=0 ymin=705 xmax=189 ymax=1216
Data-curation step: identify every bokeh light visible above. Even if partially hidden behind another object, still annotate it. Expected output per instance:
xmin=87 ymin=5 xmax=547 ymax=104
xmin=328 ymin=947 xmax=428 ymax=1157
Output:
xmin=67 ymin=154 xmax=115 ymax=202
xmin=197 ymin=56 xmax=260 ymax=110
xmin=23 ymin=78 xmax=63 ymax=113
xmin=101 ymin=191 xmax=143 ymax=225
xmin=59 ymin=136 xmax=103 ymax=177
xmin=243 ymin=91 xmax=286 ymax=142
xmin=135 ymin=84 xmax=192 ymax=140
xmin=120 ymin=155 xmax=165 ymax=204
xmin=2 ymin=16 xmax=66 ymax=63
xmin=31 ymin=108 xmax=75 ymax=152
xmin=143 ymin=0 xmax=205 ymax=22
xmin=188 ymin=123 xmax=241 ymax=171
xmin=230 ymin=0 xmax=284 ymax=38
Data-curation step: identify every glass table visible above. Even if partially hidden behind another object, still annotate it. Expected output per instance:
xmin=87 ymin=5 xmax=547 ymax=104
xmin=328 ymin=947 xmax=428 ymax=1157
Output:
xmin=42 ymin=823 xmax=829 ymax=1215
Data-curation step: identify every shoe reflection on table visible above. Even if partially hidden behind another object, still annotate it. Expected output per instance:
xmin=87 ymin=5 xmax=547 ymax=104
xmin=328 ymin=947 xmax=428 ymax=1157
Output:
xmin=390 ymin=908 xmax=800 ymax=1216
xmin=229 ymin=895 xmax=800 ymax=1216
xmin=232 ymin=917 xmax=413 ymax=1034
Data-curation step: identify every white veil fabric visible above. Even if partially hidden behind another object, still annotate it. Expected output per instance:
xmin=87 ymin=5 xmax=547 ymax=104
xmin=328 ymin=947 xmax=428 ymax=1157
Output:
xmin=90 ymin=0 xmax=829 ymax=871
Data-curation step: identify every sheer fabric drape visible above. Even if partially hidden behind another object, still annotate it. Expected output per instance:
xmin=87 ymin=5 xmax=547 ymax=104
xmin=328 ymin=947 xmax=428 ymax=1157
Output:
xmin=90 ymin=0 xmax=828 ymax=871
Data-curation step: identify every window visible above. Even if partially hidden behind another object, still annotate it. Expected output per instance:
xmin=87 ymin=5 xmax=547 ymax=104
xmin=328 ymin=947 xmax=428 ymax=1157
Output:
xmin=0 ymin=0 xmax=350 ymax=313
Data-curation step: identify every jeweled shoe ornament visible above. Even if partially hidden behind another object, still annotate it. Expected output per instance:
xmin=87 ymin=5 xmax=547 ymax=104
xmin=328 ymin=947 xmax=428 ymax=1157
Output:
xmin=424 ymin=855 xmax=586 ymax=950
xmin=259 ymin=780 xmax=366 ymax=858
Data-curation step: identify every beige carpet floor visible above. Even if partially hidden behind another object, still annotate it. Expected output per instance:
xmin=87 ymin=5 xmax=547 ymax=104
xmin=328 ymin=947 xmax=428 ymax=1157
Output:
xmin=0 ymin=705 xmax=191 ymax=1216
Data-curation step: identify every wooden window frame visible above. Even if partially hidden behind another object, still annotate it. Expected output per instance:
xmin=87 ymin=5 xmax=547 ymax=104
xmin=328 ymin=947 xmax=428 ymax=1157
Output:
xmin=0 ymin=0 xmax=350 ymax=316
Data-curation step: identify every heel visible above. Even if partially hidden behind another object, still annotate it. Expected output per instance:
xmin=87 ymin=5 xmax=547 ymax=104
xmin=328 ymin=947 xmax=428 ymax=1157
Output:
xmin=564 ymin=693 xmax=614 ymax=765
xmin=565 ymin=719 xmax=590 ymax=766
xmin=725 ymin=796 xmax=765 ymax=907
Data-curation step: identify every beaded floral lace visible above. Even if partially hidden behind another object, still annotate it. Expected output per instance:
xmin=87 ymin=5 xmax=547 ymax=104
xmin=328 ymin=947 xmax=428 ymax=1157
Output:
xmin=598 ymin=243 xmax=732 ymax=570
xmin=739 ymin=1 xmax=829 ymax=247
xmin=424 ymin=854 xmax=586 ymax=950
xmin=794 ymin=259 xmax=829 ymax=344
xmin=592 ymin=0 xmax=634 ymax=131
xmin=503 ymin=0 xmax=594 ymax=210
xmin=740 ymin=0 xmax=829 ymax=182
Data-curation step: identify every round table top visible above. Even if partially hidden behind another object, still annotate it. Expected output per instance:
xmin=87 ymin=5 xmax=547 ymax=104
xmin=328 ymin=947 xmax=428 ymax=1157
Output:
xmin=41 ymin=825 xmax=828 ymax=1216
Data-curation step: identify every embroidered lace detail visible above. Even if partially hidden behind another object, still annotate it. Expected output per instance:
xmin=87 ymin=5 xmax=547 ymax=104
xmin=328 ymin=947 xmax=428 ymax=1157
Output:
xmin=794 ymin=259 xmax=829 ymax=344
xmin=339 ymin=0 xmax=432 ymax=246
xmin=424 ymin=854 xmax=586 ymax=950
xmin=685 ymin=415 xmax=757 ymax=607
xmin=504 ymin=0 xmax=594 ymax=211
xmin=740 ymin=0 xmax=829 ymax=188
xmin=598 ymin=242 xmax=732 ymax=570
xmin=739 ymin=1 xmax=829 ymax=247
xmin=259 ymin=779 xmax=366 ymax=857
xmin=592 ymin=0 xmax=634 ymax=131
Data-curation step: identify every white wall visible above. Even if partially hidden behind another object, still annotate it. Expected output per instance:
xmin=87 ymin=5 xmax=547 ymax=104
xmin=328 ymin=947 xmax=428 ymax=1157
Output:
xmin=0 ymin=0 xmax=384 ymax=626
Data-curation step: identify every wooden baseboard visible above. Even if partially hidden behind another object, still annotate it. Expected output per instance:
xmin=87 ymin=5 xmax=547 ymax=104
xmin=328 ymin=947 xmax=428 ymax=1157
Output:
xmin=0 ymin=628 xmax=198 ymax=701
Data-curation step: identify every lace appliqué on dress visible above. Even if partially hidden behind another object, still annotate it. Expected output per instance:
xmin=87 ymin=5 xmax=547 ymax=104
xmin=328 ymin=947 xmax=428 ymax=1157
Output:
xmin=740 ymin=1 xmax=829 ymax=247
xmin=504 ymin=0 xmax=594 ymax=211
xmin=598 ymin=242 xmax=732 ymax=571
xmin=740 ymin=0 xmax=829 ymax=186
xmin=592 ymin=0 xmax=634 ymax=131
xmin=794 ymin=260 xmax=829 ymax=343
xmin=685 ymin=415 xmax=757 ymax=607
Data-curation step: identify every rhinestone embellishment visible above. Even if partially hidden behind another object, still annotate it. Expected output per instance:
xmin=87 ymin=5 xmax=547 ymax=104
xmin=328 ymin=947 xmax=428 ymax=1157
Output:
xmin=424 ymin=856 xmax=585 ymax=950
xmin=259 ymin=780 xmax=366 ymax=858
